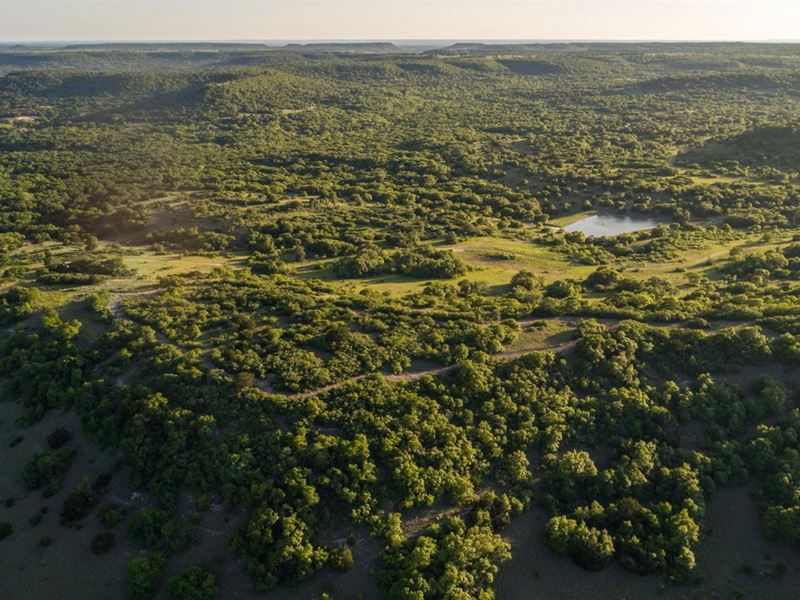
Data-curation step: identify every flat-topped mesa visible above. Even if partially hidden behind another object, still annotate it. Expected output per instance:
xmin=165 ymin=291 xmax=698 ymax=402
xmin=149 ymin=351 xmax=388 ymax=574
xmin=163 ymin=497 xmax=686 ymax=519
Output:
xmin=283 ymin=42 xmax=401 ymax=53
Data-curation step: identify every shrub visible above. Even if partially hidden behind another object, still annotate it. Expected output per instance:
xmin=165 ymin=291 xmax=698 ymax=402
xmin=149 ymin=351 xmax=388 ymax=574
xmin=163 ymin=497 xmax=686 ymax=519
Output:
xmin=328 ymin=546 xmax=354 ymax=572
xmin=128 ymin=507 xmax=177 ymax=552
xmin=98 ymin=503 xmax=124 ymax=528
xmin=91 ymin=531 xmax=115 ymax=555
xmin=169 ymin=565 xmax=219 ymax=600
xmin=127 ymin=554 xmax=165 ymax=600
xmin=61 ymin=482 xmax=98 ymax=524
xmin=20 ymin=449 xmax=76 ymax=495
xmin=546 ymin=516 xmax=615 ymax=570
xmin=46 ymin=427 xmax=73 ymax=449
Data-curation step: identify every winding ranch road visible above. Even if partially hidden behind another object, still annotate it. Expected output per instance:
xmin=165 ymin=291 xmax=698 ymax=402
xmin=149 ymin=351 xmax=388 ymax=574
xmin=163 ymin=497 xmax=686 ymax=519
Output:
xmin=254 ymin=343 xmax=584 ymax=400
xmin=114 ymin=290 xmax=766 ymax=400
xmin=110 ymin=288 xmax=592 ymax=399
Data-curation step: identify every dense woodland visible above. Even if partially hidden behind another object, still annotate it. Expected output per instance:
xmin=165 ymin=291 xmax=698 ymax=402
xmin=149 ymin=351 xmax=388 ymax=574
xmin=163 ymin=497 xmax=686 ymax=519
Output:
xmin=2 ymin=42 xmax=800 ymax=599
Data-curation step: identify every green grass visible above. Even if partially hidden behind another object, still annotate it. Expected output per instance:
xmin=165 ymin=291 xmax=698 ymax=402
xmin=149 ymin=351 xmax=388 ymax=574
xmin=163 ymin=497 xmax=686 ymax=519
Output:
xmin=120 ymin=252 xmax=244 ymax=281
xmin=354 ymin=230 xmax=798 ymax=297
xmin=339 ymin=273 xmax=431 ymax=296
xmin=323 ymin=236 xmax=598 ymax=296
xmin=503 ymin=318 xmax=576 ymax=354
xmin=548 ymin=211 xmax=596 ymax=227
xmin=305 ymin=233 xmax=749 ymax=297
xmin=688 ymin=174 xmax=746 ymax=186
xmin=19 ymin=229 xmax=783 ymax=307
xmin=3 ymin=243 xmax=246 ymax=313
xmin=446 ymin=236 xmax=596 ymax=284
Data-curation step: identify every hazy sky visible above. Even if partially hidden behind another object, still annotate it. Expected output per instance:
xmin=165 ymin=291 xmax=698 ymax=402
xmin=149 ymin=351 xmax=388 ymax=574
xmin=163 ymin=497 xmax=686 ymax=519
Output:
xmin=1 ymin=0 xmax=799 ymax=43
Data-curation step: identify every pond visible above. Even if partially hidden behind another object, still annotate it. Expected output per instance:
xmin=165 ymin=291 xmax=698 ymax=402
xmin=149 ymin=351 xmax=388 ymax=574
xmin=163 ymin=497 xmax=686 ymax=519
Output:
xmin=563 ymin=213 xmax=661 ymax=237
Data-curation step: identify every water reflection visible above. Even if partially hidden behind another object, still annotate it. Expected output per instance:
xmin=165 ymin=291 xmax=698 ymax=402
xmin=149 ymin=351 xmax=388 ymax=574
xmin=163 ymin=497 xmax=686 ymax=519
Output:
xmin=563 ymin=214 xmax=660 ymax=237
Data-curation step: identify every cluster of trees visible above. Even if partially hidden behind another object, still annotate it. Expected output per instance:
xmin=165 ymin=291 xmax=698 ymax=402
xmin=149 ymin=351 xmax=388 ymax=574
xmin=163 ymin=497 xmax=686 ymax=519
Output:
xmin=746 ymin=412 xmax=800 ymax=545
xmin=335 ymin=244 xmax=468 ymax=279
xmin=4 ymin=288 xmax=800 ymax=595
xmin=147 ymin=227 xmax=235 ymax=252
xmin=380 ymin=511 xmax=511 ymax=599
xmin=169 ymin=565 xmax=218 ymax=600
xmin=38 ymin=251 xmax=132 ymax=285
xmin=20 ymin=448 xmax=75 ymax=496
xmin=61 ymin=473 xmax=111 ymax=524
xmin=0 ymin=287 xmax=46 ymax=325
xmin=128 ymin=507 xmax=193 ymax=554
xmin=541 ymin=446 xmax=704 ymax=579
xmin=123 ymin=271 xmax=517 ymax=392
xmin=127 ymin=554 xmax=165 ymax=600
xmin=0 ymin=310 xmax=84 ymax=423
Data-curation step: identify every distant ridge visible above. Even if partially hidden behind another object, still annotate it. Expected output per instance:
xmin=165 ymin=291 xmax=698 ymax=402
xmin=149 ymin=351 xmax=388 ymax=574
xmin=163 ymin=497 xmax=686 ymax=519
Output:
xmin=62 ymin=42 xmax=269 ymax=51
xmin=443 ymin=43 xmax=491 ymax=51
xmin=433 ymin=41 xmax=800 ymax=54
xmin=283 ymin=42 xmax=402 ymax=53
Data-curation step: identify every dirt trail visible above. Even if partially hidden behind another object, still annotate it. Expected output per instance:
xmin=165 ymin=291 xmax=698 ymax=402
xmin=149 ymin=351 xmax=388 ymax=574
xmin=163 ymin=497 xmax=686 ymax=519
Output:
xmin=268 ymin=334 xmax=585 ymax=400
xmin=109 ymin=292 xmax=766 ymax=400
xmin=108 ymin=288 xmax=163 ymax=320
xmin=109 ymin=289 xmax=585 ymax=398
xmin=251 ymin=317 xmax=761 ymax=399
xmin=667 ymin=143 xmax=690 ymax=167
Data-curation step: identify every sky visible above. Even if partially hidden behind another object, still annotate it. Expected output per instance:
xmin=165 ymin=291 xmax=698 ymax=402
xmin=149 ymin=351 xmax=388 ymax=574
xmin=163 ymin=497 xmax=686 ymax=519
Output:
xmin=1 ymin=0 xmax=799 ymax=43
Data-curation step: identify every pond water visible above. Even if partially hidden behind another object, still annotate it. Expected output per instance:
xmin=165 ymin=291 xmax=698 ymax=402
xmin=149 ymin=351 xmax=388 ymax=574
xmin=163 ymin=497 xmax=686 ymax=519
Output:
xmin=563 ymin=213 xmax=661 ymax=237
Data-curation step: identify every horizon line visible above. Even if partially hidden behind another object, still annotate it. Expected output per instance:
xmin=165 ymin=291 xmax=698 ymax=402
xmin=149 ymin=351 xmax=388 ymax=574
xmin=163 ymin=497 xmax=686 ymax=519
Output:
xmin=3 ymin=38 xmax=800 ymax=44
